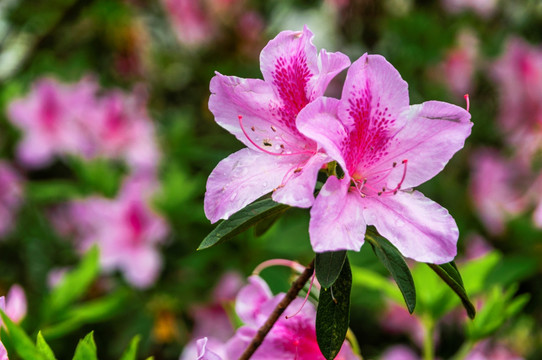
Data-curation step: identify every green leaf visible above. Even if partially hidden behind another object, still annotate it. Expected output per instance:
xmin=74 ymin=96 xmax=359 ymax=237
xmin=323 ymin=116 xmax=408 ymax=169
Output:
xmin=315 ymin=251 xmax=347 ymax=289
xmin=119 ymin=336 xmax=140 ymax=360
xmin=316 ymin=256 xmax=352 ymax=360
xmin=428 ymin=262 xmax=476 ymax=319
xmin=47 ymin=246 xmax=100 ymax=316
xmin=72 ymin=332 xmax=97 ymax=360
xmin=367 ymin=235 xmax=416 ymax=313
xmin=26 ymin=181 xmax=83 ymax=204
xmin=198 ymin=198 xmax=289 ymax=250
xmin=0 ymin=311 xmax=47 ymax=360
xmin=36 ymin=332 xmax=56 ymax=360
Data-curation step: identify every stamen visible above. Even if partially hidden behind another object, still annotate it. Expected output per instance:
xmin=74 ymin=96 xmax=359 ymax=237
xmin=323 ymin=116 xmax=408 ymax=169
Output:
xmin=252 ymin=259 xmax=306 ymax=275
xmin=238 ymin=115 xmax=313 ymax=157
xmin=387 ymin=159 xmax=408 ymax=194
xmin=285 ymin=271 xmax=316 ymax=319
xmin=464 ymin=94 xmax=470 ymax=112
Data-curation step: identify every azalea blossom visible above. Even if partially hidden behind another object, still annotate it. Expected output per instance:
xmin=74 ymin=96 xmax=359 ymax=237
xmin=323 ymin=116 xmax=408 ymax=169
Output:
xmin=469 ymin=149 xmax=527 ymax=235
xmin=0 ymin=162 xmax=23 ymax=238
xmin=297 ymin=54 xmax=472 ymax=263
xmin=492 ymin=38 xmax=542 ymax=165
xmin=381 ymin=345 xmax=420 ymax=360
xmin=194 ymin=275 xmax=359 ymax=360
xmin=162 ymin=0 xmax=215 ymax=47
xmin=3 ymin=285 xmax=26 ymax=324
xmin=68 ymin=175 xmax=168 ymax=288
xmin=205 ymin=26 xmax=350 ymax=222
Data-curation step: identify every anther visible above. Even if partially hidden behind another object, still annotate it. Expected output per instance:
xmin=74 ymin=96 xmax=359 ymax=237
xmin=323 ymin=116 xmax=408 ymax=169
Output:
xmin=393 ymin=162 xmax=397 ymax=167
xmin=271 ymin=125 xmax=277 ymax=132
xmin=293 ymin=168 xmax=302 ymax=173
xmin=251 ymin=126 xmax=255 ymax=132
xmin=263 ymin=140 xmax=272 ymax=147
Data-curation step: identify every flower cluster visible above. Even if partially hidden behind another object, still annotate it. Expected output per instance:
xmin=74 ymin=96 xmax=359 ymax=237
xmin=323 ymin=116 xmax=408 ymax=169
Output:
xmin=181 ymin=275 xmax=359 ymax=360
xmin=7 ymin=77 xmax=160 ymax=172
xmin=205 ymin=26 xmax=472 ymax=264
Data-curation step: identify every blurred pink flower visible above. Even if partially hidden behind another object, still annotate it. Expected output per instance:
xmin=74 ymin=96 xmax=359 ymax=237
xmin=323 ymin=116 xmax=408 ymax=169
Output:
xmin=442 ymin=0 xmax=497 ymax=18
xmin=7 ymin=78 xmax=97 ymax=168
xmin=0 ymin=341 xmax=6 ymax=360
xmin=69 ymin=175 xmax=168 ymax=288
xmin=162 ymin=0 xmax=215 ymax=47
xmin=464 ymin=340 xmax=524 ymax=360
xmin=7 ymin=77 xmax=160 ymax=172
xmin=493 ymin=38 xmax=542 ymax=164
xmin=381 ymin=303 xmax=425 ymax=347
xmin=225 ymin=276 xmax=359 ymax=360
xmin=298 ymin=54 xmax=472 ymax=263
xmin=205 ymin=26 xmax=350 ymax=222
xmin=0 ymin=162 xmax=23 ymax=238
xmin=469 ymin=149 xmax=527 ymax=235
xmin=439 ymin=30 xmax=479 ymax=97
xmin=180 ymin=272 xmax=243 ymax=360
xmin=3 ymin=285 xmax=27 ymax=324
xmin=381 ymin=345 xmax=420 ymax=360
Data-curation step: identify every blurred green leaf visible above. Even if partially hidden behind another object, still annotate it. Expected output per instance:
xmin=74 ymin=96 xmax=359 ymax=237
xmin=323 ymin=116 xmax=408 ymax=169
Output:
xmin=428 ymin=262 xmax=476 ymax=319
xmin=26 ymin=181 xmax=83 ymax=204
xmin=47 ymin=246 xmax=99 ymax=317
xmin=367 ymin=234 xmax=416 ymax=314
xmin=351 ymin=265 xmax=404 ymax=304
xmin=316 ymin=256 xmax=352 ymax=360
xmin=198 ymin=198 xmax=289 ymax=250
xmin=36 ymin=332 xmax=56 ymax=360
xmin=119 ymin=335 xmax=140 ymax=360
xmin=72 ymin=332 xmax=97 ymax=360
xmin=0 ymin=310 xmax=47 ymax=360
xmin=43 ymin=289 xmax=131 ymax=339
xmin=316 ymin=251 xmax=347 ymax=289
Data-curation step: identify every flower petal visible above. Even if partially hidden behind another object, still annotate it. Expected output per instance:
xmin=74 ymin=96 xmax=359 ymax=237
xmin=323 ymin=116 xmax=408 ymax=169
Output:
xmin=235 ymin=275 xmax=273 ymax=326
xmin=338 ymin=53 xmax=409 ymax=131
xmin=383 ymin=101 xmax=472 ymax=189
xmin=309 ymin=49 xmax=351 ymax=99
xmin=363 ymin=190 xmax=458 ymax=264
xmin=209 ymin=73 xmax=280 ymax=150
xmin=272 ymin=152 xmax=329 ymax=208
xmin=196 ymin=337 xmax=224 ymax=360
xmin=204 ymin=148 xmax=308 ymax=222
xmin=297 ymin=97 xmax=348 ymax=171
xmin=310 ymin=176 xmax=367 ymax=252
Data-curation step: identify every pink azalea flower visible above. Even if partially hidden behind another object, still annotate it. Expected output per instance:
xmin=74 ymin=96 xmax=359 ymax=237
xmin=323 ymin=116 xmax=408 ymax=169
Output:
xmin=0 ymin=341 xmax=7 ymax=360
xmin=439 ymin=30 xmax=479 ymax=97
xmin=0 ymin=162 xmax=23 ymax=238
xmin=195 ymin=337 xmax=224 ymax=360
xmin=4 ymin=285 xmax=26 ymax=324
xmin=381 ymin=303 xmax=425 ymax=347
xmin=162 ymin=0 xmax=215 ymax=47
xmin=225 ymin=276 xmax=359 ymax=360
xmin=464 ymin=340 xmax=523 ymax=360
xmin=441 ymin=0 xmax=498 ymax=18
xmin=469 ymin=149 xmax=527 ymax=235
xmin=492 ymin=38 xmax=542 ymax=164
xmin=69 ymin=175 xmax=168 ymax=288
xmin=7 ymin=77 xmax=97 ymax=168
xmin=87 ymin=87 xmax=160 ymax=172
xmin=297 ymin=54 xmax=472 ymax=263
xmin=205 ymin=26 xmax=350 ymax=222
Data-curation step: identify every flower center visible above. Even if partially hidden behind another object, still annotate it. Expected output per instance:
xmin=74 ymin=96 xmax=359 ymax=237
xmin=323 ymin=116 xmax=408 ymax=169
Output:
xmin=351 ymin=159 xmax=408 ymax=198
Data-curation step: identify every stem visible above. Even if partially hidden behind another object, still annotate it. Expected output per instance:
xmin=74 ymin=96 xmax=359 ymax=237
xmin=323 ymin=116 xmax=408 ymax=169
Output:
xmin=238 ymin=258 xmax=315 ymax=360
xmin=422 ymin=317 xmax=435 ymax=360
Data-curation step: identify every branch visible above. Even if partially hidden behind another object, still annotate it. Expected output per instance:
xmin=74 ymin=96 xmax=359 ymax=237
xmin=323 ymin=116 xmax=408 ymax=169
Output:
xmin=238 ymin=258 xmax=315 ymax=360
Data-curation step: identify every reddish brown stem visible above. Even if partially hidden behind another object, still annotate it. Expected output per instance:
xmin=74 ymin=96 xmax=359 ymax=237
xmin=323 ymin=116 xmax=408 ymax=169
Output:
xmin=238 ymin=258 xmax=315 ymax=360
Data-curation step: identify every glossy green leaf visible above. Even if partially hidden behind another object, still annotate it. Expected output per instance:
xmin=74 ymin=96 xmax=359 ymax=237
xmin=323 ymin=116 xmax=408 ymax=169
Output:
xmin=315 ymin=251 xmax=347 ymax=289
xmin=48 ymin=246 xmax=99 ymax=316
xmin=119 ymin=336 xmax=140 ymax=360
xmin=316 ymin=256 xmax=352 ymax=360
xmin=36 ymin=332 xmax=56 ymax=360
xmin=72 ymin=332 xmax=97 ymax=360
xmin=367 ymin=235 xmax=416 ymax=313
xmin=428 ymin=262 xmax=476 ymax=319
xmin=0 ymin=311 xmax=47 ymax=360
xmin=198 ymin=198 xmax=289 ymax=250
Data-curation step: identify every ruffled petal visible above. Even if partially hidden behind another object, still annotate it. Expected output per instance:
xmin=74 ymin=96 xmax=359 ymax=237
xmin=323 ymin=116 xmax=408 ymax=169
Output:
xmin=310 ymin=176 xmax=367 ymax=252
xmin=309 ymin=49 xmax=351 ymax=99
xmin=382 ymin=101 xmax=472 ymax=189
xmin=363 ymin=190 xmax=458 ymax=264
xmin=196 ymin=337 xmax=224 ymax=360
xmin=297 ymin=97 xmax=348 ymax=171
xmin=204 ymin=148 xmax=310 ymax=222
